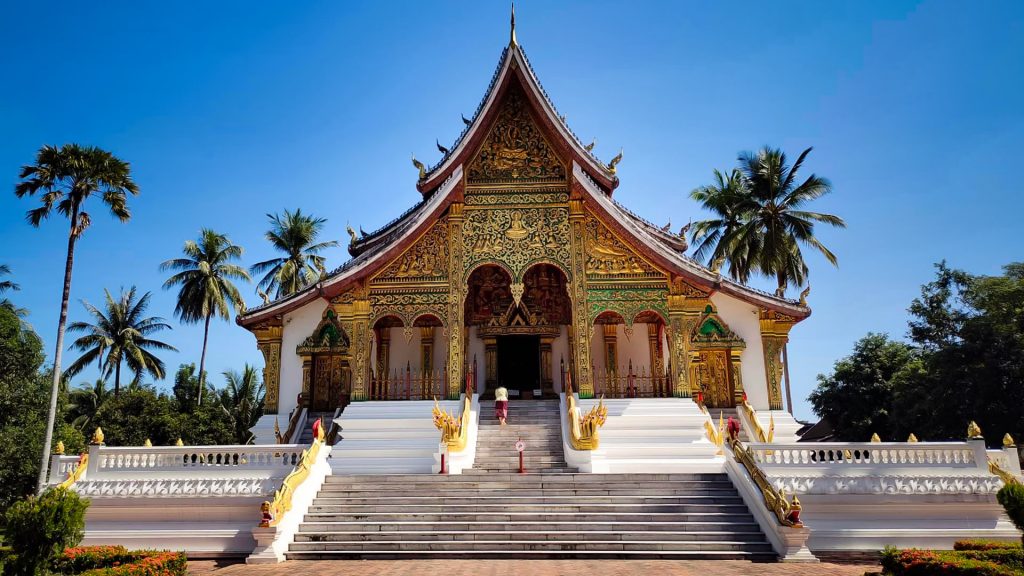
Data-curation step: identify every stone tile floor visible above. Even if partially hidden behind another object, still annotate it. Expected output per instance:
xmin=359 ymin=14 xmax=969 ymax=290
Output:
xmin=189 ymin=559 xmax=879 ymax=575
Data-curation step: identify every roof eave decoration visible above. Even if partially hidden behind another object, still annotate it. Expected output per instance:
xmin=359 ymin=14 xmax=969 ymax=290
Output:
xmin=416 ymin=43 xmax=618 ymax=195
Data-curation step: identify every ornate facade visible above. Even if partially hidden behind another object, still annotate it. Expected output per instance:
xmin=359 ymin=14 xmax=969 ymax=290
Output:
xmin=237 ymin=35 xmax=810 ymax=420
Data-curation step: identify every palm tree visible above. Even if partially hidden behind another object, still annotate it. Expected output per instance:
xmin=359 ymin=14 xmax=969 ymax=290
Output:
xmin=0 ymin=264 xmax=28 ymax=319
xmin=15 ymin=143 xmax=139 ymax=492
xmin=689 ymin=147 xmax=845 ymax=296
xmin=67 ymin=379 xmax=111 ymax=431
xmin=65 ymin=287 xmax=177 ymax=394
xmin=688 ymin=169 xmax=756 ymax=279
xmin=250 ymin=209 xmax=338 ymax=299
xmin=0 ymin=264 xmax=18 ymax=294
xmin=220 ymin=365 xmax=265 ymax=444
xmin=161 ymin=229 xmax=250 ymax=405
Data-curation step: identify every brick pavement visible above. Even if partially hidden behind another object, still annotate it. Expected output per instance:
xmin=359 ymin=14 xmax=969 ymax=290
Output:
xmin=189 ymin=559 xmax=879 ymax=576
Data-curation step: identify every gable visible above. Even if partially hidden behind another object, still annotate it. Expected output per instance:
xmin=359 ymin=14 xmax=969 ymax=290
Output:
xmin=466 ymin=84 xmax=567 ymax=185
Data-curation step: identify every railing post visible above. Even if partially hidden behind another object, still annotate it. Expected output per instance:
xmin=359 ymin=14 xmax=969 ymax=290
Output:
xmin=405 ymin=362 xmax=412 ymax=401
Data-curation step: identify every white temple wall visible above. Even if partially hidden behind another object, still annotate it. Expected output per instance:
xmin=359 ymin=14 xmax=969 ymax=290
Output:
xmin=379 ymin=325 xmax=448 ymax=376
xmin=589 ymin=323 xmax=658 ymax=375
xmin=710 ymin=292 xmax=770 ymax=411
xmin=279 ymin=299 xmax=328 ymax=416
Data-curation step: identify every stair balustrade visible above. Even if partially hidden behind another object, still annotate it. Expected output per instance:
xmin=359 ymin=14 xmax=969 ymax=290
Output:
xmin=432 ymin=394 xmax=471 ymax=453
xmin=727 ymin=434 xmax=803 ymax=529
xmin=738 ymin=399 xmax=774 ymax=443
xmin=592 ymin=362 xmax=671 ymax=399
xmin=260 ymin=419 xmax=327 ymax=528
xmin=563 ymin=369 xmax=607 ymax=451
xmin=370 ymin=366 xmax=447 ymax=401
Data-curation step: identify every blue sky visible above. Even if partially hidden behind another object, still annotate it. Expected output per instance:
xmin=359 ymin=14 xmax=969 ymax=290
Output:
xmin=1 ymin=1 xmax=1021 ymax=420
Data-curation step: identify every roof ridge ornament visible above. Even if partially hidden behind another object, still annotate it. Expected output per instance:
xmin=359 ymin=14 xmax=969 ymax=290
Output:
xmin=510 ymin=0 xmax=517 ymax=46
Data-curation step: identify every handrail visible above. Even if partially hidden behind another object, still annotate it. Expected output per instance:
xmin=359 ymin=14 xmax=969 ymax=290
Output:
xmin=988 ymin=458 xmax=1021 ymax=486
xmin=728 ymin=435 xmax=802 ymax=528
xmin=277 ymin=407 xmax=306 ymax=444
xmin=58 ymin=453 xmax=89 ymax=489
xmin=432 ymin=395 xmax=471 ymax=453
xmin=701 ymin=406 xmax=725 ymax=455
xmin=740 ymin=399 xmax=774 ymax=443
xmin=565 ymin=394 xmax=607 ymax=451
xmin=260 ymin=418 xmax=325 ymax=528
xmin=325 ymin=407 xmax=342 ymax=445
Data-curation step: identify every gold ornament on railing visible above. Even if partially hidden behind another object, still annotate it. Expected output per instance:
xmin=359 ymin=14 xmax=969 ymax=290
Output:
xmin=261 ymin=418 xmax=326 ymax=528
xmin=58 ymin=452 xmax=90 ymax=490
xmin=967 ymin=421 xmax=983 ymax=439
xmin=566 ymin=394 xmax=607 ymax=450
xmin=907 ymin=433 xmax=919 ymax=443
xmin=273 ymin=417 xmax=283 ymax=444
xmin=870 ymin=433 xmax=881 ymax=443
xmin=740 ymin=399 xmax=774 ymax=443
xmin=728 ymin=436 xmax=802 ymax=528
xmin=1003 ymin=433 xmax=1015 ymax=447
xmin=175 ymin=438 xmax=184 ymax=447
xmin=704 ymin=412 xmax=725 ymax=455
xmin=988 ymin=458 xmax=1021 ymax=486
xmin=143 ymin=439 xmax=152 ymax=447
xmin=90 ymin=427 xmax=105 ymax=445
xmin=54 ymin=441 xmax=65 ymax=455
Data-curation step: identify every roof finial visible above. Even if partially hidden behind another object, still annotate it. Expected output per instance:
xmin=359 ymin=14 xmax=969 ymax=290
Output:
xmin=510 ymin=1 xmax=517 ymax=46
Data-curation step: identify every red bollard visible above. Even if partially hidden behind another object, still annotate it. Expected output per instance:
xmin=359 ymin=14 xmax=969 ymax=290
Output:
xmin=516 ymin=438 xmax=525 ymax=474
xmin=439 ymin=452 xmax=446 ymax=474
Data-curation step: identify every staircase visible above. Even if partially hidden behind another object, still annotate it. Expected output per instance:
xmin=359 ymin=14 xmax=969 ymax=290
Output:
xmin=296 ymin=412 xmax=335 ymax=445
xmin=288 ymin=472 xmax=773 ymax=559
xmin=707 ymin=407 xmax=749 ymax=443
xmin=471 ymin=399 xmax=570 ymax=473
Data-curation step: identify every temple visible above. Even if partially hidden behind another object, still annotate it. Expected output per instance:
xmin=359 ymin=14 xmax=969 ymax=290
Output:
xmin=51 ymin=16 xmax=1021 ymax=564
xmin=236 ymin=32 xmax=809 ymax=435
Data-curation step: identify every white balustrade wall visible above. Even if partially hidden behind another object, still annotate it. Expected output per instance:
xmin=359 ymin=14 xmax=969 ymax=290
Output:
xmin=87 ymin=445 xmax=304 ymax=478
xmin=750 ymin=442 xmax=979 ymax=469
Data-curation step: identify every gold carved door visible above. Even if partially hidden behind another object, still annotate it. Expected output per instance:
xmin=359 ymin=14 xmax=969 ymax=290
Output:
xmin=694 ymin=349 xmax=734 ymax=408
xmin=312 ymin=355 xmax=350 ymax=412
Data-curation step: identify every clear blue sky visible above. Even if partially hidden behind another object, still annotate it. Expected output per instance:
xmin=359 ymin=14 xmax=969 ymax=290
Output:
xmin=1 ymin=1 xmax=1021 ymax=420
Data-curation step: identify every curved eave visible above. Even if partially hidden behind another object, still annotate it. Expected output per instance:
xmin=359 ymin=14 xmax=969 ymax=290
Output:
xmin=237 ymin=167 xmax=463 ymax=329
xmin=417 ymin=43 xmax=618 ymax=195
xmin=573 ymin=163 xmax=811 ymax=320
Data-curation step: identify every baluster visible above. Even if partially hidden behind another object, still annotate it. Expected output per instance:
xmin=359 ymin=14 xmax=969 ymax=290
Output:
xmin=405 ymin=362 xmax=412 ymax=401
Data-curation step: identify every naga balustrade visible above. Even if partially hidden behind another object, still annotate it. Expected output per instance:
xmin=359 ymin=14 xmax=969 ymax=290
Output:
xmin=369 ymin=365 xmax=448 ymax=401
xmin=591 ymin=362 xmax=671 ymax=399
xmin=728 ymin=436 xmax=802 ymax=528
xmin=89 ymin=444 xmax=305 ymax=476
xmin=747 ymin=442 xmax=978 ymax=468
xmin=739 ymin=399 xmax=774 ymax=443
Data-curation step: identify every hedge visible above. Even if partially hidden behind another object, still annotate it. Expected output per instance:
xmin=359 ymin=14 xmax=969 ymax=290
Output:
xmin=881 ymin=546 xmax=1024 ymax=576
xmin=53 ymin=546 xmax=187 ymax=576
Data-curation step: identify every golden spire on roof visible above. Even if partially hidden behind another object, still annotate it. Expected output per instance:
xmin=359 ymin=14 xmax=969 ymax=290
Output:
xmin=510 ymin=1 xmax=517 ymax=46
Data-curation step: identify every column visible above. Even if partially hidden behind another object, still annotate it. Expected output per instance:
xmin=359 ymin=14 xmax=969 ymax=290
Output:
xmin=445 ymin=203 xmax=465 ymax=400
xmin=647 ymin=322 xmax=665 ymax=397
xmin=540 ymin=336 xmax=554 ymax=396
xmin=420 ymin=326 xmax=435 ymax=397
xmin=667 ymin=277 xmax=710 ymax=398
xmin=602 ymin=323 xmax=618 ymax=374
xmin=568 ymin=200 xmax=595 ymax=398
xmin=759 ymin=309 xmax=795 ymax=411
xmin=730 ymin=349 xmax=745 ymax=406
xmin=253 ymin=322 xmax=283 ymax=414
xmin=373 ymin=326 xmax=391 ymax=399
xmin=348 ymin=296 xmax=371 ymax=402
xmin=484 ymin=336 xmax=498 ymax=390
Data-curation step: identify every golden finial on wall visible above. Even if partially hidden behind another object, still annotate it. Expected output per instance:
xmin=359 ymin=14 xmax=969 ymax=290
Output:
xmin=90 ymin=427 xmax=105 ymax=445
xmin=175 ymin=438 xmax=184 ymax=447
xmin=1003 ymin=433 xmax=1016 ymax=447
xmin=585 ymin=139 xmax=597 ymax=152
xmin=967 ymin=421 xmax=983 ymax=439
xmin=510 ymin=0 xmax=517 ymax=46
xmin=870 ymin=433 xmax=881 ymax=443
xmin=143 ymin=439 xmax=152 ymax=447
xmin=907 ymin=433 xmax=918 ymax=443
xmin=54 ymin=441 xmax=65 ymax=455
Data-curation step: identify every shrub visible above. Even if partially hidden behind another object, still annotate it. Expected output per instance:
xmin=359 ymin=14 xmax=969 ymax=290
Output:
xmin=53 ymin=545 xmax=133 ymax=573
xmin=957 ymin=541 xmax=1024 ymax=552
xmin=3 ymin=487 xmax=88 ymax=576
xmin=53 ymin=547 xmax=187 ymax=576
xmin=881 ymin=547 xmax=1024 ymax=576
xmin=998 ymin=482 xmax=1024 ymax=547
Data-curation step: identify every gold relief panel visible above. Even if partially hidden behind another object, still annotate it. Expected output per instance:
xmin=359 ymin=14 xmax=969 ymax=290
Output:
xmin=466 ymin=87 xmax=567 ymax=184
xmin=462 ymin=206 xmax=571 ymax=280
xmin=373 ymin=220 xmax=450 ymax=283
xmin=583 ymin=215 xmax=661 ymax=278
xmin=464 ymin=191 xmax=568 ymax=206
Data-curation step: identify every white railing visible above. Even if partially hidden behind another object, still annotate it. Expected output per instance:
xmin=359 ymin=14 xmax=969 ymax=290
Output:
xmin=749 ymin=442 xmax=978 ymax=468
xmin=48 ymin=454 xmax=84 ymax=485
xmin=88 ymin=444 xmax=305 ymax=477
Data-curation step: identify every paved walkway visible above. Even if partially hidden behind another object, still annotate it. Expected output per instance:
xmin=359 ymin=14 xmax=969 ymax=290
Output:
xmin=189 ymin=559 xmax=878 ymax=575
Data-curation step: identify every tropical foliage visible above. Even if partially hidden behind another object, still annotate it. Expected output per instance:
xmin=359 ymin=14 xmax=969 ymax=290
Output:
xmin=811 ymin=262 xmax=1024 ymax=444
xmin=250 ymin=208 xmax=338 ymax=299
xmin=689 ymin=146 xmax=845 ymax=296
xmin=4 ymin=487 xmax=89 ymax=576
xmin=14 ymin=143 xmax=139 ymax=490
xmin=161 ymin=229 xmax=249 ymax=403
xmin=220 ymin=365 xmax=266 ymax=444
xmin=881 ymin=542 xmax=1023 ymax=575
xmin=54 ymin=546 xmax=187 ymax=576
xmin=66 ymin=379 xmax=111 ymax=431
xmin=64 ymin=287 xmax=177 ymax=395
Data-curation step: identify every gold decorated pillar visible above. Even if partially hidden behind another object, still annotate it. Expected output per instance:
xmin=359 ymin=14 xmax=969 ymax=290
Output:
xmin=299 ymin=353 xmax=313 ymax=407
xmin=540 ymin=336 xmax=554 ymax=396
xmin=647 ymin=322 xmax=665 ymax=396
xmin=420 ymin=326 xmax=435 ymax=397
xmin=730 ymin=349 xmax=745 ymax=405
xmin=253 ymin=322 xmax=283 ymax=414
xmin=350 ymin=297 xmax=371 ymax=401
xmin=484 ymin=336 xmax=498 ymax=390
xmin=446 ymin=203 xmax=466 ymax=400
xmin=568 ymin=200 xmax=595 ymax=398
xmin=374 ymin=326 xmax=390 ymax=386
xmin=667 ymin=277 xmax=710 ymax=398
xmin=759 ymin=309 xmax=796 ymax=410
xmin=602 ymin=323 xmax=618 ymax=375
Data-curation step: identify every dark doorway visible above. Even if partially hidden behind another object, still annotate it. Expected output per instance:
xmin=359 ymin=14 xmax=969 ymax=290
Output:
xmin=497 ymin=336 xmax=540 ymax=398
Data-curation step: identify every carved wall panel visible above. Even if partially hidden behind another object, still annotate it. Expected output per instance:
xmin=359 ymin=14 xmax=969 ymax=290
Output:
xmin=584 ymin=215 xmax=661 ymax=278
xmin=465 ymin=190 xmax=568 ymax=206
xmin=369 ymin=291 xmax=448 ymax=328
xmin=586 ymin=288 xmax=668 ymax=326
xmin=462 ymin=206 xmax=571 ymax=280
xmin=373 ymin=220 xmax=449 ymax=283
xmin=467 ymin=86 xmax=566 ymax=184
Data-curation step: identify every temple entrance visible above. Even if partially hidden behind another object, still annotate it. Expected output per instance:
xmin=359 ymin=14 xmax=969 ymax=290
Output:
xmin=310 ymin=355 xmax=350 ymax=412
xmin=496 ymin=335 xmax=541 ymax=398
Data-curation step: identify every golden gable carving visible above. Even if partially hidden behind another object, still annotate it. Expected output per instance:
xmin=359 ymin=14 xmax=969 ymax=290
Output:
xmin=584 ymin=215 xmax=659 ymax=277
xmin=374 ymin=220 xmax=450 ymax=282
xmin=467 ymin=87 xmax=566 ymax=184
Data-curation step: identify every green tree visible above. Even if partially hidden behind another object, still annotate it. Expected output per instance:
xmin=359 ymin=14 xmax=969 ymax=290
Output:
xmin=690 ymin=147 xmax=845 ymax=296
xmin=250 ymin=209 xmax=338 ymax=299
xmin=4 ymin=487 xmax=88 ymax=576
xmin=66 ymin=379 xmax=110 ymax=431
xmin=64 ymin=287 xmax=177 ymax=394
xmin=220 ymin=365 xmax=265 ymax=444
xmin=161 ymin=229 xmax=250 ymax=404
xmin=809 ymin=333 xmax=919 ymax=441
xmin=14 ymin=143 xmax=139 ymax=491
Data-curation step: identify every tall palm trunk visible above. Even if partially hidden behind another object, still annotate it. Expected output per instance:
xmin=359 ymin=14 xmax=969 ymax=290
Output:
xmin=114 ymin=362 xmax=121 ymax=396
xmin=37 ymin=212 xmax=78 ymax=492
xmin=197 ymin=312 xmax=212 ymax=406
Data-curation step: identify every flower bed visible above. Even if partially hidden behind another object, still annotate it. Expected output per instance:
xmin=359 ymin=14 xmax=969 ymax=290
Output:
xmin=881 ymin=542 xmax=1024 ymax=576
xmin=54 ymin=545 xmax=187 ymax=575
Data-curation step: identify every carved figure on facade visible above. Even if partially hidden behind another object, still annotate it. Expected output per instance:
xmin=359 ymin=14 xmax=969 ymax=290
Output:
xmin=467 ymin=87 xmax=566 ymax=183
xmin=584 ymin=216 xmax=657 ymax=276
xmin=375 ymin=221 xmax=450 ymax=281
xmin=462 ymin=207 xmax=570 ymax=279
xmin=369 ymin=291 xmax=447 ymax=329
xmin=296 ymin=309 xmax=350 ymax=355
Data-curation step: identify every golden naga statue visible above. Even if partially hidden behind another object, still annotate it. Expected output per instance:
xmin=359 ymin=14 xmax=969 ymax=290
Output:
xmin=799 ymin=283 xmax=811 ymax=306
xmin=606 ymin=148 xmax=623 ymax=173
xmin=411 ymin=154 xmax=427 ymax=180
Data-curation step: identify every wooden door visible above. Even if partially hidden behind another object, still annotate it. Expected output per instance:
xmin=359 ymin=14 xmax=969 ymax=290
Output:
xmin=695 ymin=349 xmax=734 ymax=408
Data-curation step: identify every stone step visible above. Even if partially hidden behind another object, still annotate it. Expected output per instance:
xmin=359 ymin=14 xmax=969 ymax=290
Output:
xmin=317 ymin=488 xmax=738 ymax=497
xmin=285 ymin=550 xmax=775 ymax=560
xmin=288 ymin=540 xmax=772 ymax=552
xmin=303 ymin=512 xmax=757 ymax=523
xmin=298 ymin=520 xmax=763 ymax=533
xmin=324 ymin=473 xmax=728 ymax=482
xmin=307 ymin=503 xmax=753 ymax=514
xmin=309 ymin=495 xmax=745 ymax=505
xmin=294 ymin=529 xmax=766 ymax=542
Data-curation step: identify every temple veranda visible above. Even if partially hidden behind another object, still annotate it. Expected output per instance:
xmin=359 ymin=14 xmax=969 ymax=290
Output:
xmin=47 ymin=30 xmax=1023 ymax=563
